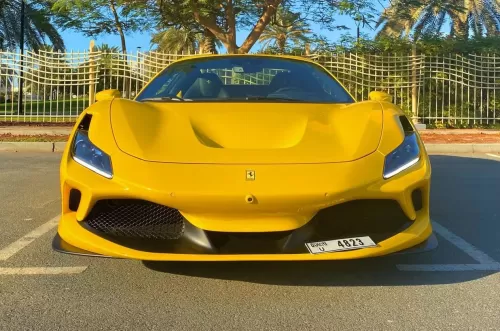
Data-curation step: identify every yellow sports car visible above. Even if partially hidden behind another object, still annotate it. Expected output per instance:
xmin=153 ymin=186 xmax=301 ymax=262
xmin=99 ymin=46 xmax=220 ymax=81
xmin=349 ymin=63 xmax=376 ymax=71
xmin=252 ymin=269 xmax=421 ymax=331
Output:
xmin=53 ymin=54 xmax=435 ymax=261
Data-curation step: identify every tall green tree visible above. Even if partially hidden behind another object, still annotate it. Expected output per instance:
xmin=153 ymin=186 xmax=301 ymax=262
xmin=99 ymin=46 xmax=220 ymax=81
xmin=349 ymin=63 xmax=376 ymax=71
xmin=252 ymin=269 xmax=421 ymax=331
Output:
xmin=0 ymin=0 xmax=64 ymax=50
xmin=126 ymin=0 xmax=340 ymax=54
xmin=258 ymin=8 xmax=311 ymax=54
xmin=48 ymin=0 xmax=152 ymax=52
xmin=151 ymin=27 xmax=222 ymax=53
xmin=336 ymin=0 xmax=377 ymax=41
xmin=376 ymin=0 xmax=500 ymax=39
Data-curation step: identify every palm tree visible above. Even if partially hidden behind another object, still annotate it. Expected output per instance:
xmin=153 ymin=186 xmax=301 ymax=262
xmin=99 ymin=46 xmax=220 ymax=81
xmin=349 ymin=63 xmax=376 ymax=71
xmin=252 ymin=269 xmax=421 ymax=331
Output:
xmin=258 ymin=8 xmax=312 ymax=54
xmin=201 ymin=28 xmax=220 ymax=54
xmin=95 ymin=43 xmax=120 ymax=77
xmin=376 ymin=0 xmax=500 ymax=39
xmin=151 ymin=28 xmax=201 ymax=54
xmin=0 ymin=0 xmax=64 ymax=50
xmin=151 ymin=27 xmax=222 ymax=54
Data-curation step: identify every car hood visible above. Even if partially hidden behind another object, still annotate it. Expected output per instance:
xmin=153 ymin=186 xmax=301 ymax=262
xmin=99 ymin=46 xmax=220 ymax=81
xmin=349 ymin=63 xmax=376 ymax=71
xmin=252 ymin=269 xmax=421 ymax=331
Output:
xmin=110 ymin=99 xmax=383 ymax=164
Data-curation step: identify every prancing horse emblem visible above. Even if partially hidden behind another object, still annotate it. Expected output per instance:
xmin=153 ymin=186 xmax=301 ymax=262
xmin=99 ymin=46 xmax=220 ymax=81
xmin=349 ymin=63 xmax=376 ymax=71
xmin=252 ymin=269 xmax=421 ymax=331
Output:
xmin=246 ymin=170 xmax=255 ymax=181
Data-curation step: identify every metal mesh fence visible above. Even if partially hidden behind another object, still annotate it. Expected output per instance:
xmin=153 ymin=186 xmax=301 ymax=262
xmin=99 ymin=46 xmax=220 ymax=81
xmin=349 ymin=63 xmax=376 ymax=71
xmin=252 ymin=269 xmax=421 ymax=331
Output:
xmin=1 ymin=49 xmax=499 ymax=125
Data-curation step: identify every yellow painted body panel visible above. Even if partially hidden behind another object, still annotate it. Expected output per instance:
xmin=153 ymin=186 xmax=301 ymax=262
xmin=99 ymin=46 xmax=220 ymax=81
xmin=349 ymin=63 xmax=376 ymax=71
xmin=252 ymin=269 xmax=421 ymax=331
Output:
xmin=110 ymin=99 xmax=383 ymax=163
xmin=57 ymin=54 xmax=432 ymax=261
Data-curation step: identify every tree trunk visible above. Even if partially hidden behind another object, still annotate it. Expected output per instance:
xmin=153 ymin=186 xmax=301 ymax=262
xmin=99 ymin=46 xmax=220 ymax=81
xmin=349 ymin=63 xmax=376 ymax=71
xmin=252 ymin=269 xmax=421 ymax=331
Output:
xmin=277 ymin=36 xmax=286 ymax=54
xmin=305 ymin=43 xmax=310 ymax=55
xmin=453 ymin=14 xmax=469 ymax=39
xmin=118 ymin=30 xmax=127 ymax=53
xmin=198 ymin=40 xmax=205 ymax=54
xmin=203 ymin=28 xmax=217 ymax=54
xmin=109 ymin=0 xmax=130 ymax=97
xmin=192 ymin=0 xmax=282 ymax=54
xmin=109 ymin=0 xmax=127 ymax=53
xmin=227 ymin=43 xmax=238 ymax=54
xmin=223 ymin=0 xmax=238 ymax=53
xmin=238 ymin=0 xmax=282 ymax=53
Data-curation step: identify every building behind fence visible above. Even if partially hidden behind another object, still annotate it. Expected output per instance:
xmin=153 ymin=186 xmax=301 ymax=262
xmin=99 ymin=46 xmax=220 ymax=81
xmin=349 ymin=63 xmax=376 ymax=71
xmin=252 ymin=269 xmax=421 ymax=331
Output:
xmin=1 ymin=46 xmax=499 ymax=126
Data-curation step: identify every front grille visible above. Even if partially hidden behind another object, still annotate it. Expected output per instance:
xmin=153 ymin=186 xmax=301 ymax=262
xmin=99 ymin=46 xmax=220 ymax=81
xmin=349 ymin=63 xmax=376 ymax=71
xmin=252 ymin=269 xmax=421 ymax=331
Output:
xmin=84 ymin=200 xmax=185 ymax=239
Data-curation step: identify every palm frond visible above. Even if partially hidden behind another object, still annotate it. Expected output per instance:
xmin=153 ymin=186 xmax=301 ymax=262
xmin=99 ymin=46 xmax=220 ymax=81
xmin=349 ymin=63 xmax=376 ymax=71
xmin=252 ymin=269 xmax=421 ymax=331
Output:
xmin=151 ymin=28 xmax=199 ymax=53
xmin=258 ymin=7 xmax=312 ymax=53
xmin=0 ymin=0 xmax=64 ymax=50
xmin=376 ymin=0 xmax=500 ymax=39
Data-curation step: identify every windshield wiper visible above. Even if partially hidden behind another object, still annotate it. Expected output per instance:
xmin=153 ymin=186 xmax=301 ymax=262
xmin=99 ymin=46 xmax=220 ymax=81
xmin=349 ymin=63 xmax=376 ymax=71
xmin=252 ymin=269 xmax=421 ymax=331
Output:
xmin=139 ymin=96 xmax=185 ymax=102
xmin=244 ymin=96 xmax=302 ymax=102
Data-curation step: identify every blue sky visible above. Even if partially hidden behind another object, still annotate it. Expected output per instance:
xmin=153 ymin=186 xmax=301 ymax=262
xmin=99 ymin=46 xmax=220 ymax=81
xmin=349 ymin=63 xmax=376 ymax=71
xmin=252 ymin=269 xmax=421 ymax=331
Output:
xmin=59 ymin=7 xmax=384 ymax=52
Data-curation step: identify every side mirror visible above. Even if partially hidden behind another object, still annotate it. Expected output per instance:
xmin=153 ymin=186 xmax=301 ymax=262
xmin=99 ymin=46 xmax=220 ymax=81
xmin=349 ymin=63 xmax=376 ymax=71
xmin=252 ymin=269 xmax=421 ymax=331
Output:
xmin=368 ymin=91 xmax=392 ymax=103
xmin=95 ymin=89 xmax=121 ymax=102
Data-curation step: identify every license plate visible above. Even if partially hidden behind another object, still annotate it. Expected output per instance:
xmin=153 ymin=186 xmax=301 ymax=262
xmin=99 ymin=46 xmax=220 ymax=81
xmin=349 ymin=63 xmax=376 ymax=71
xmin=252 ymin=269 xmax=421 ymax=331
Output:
xmin=305 ymin=236 xmax=377 ymax=254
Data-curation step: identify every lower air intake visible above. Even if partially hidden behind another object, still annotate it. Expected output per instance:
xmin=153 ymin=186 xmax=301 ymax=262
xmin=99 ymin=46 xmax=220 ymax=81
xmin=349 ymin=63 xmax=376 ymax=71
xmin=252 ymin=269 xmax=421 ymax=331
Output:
xmin=84 ymin=200 xmax=185 ymax=239
xmin=310 ymin=199 xmax=412 ymax=241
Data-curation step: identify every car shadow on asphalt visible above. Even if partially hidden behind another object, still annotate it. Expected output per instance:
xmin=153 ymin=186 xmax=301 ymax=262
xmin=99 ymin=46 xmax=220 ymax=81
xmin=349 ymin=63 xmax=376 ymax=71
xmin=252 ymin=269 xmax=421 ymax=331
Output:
xmin=143 ymin=154 xmax=499 ymax=286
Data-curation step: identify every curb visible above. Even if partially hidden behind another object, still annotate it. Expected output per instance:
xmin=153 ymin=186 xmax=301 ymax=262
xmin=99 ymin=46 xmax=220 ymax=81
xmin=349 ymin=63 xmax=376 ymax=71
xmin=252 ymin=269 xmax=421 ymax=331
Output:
xmin=0 ymin=127 xmax=72 ymax=135
xmin=0 ymin=142 xmax=67 ymax=152
xmin=1 ymin=142 xmax=500 ymax=153
xmin=424 ymin=144 xmax=500 ymax=153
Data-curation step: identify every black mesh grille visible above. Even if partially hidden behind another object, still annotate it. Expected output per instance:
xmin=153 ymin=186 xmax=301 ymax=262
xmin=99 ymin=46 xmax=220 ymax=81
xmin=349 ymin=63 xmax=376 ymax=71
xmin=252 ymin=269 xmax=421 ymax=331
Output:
xmin=84 ymin=200 xmax=185 ymax=239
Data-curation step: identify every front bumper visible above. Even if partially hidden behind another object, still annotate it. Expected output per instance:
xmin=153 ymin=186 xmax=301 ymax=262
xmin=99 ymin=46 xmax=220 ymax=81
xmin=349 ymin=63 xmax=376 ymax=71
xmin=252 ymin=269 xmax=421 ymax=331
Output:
xmin=54 ymin=208 xmax=433 ymax=261
xmin=56 ymin=147 xmax=432 ymax=261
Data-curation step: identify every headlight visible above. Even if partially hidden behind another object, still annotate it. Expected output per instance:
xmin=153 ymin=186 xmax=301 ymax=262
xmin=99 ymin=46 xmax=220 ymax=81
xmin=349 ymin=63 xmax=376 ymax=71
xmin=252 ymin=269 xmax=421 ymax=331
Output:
xmin=383 ymin=132 xmax=420 ymax=179
xmin=72 ymin=131 xmax=113 ymax=178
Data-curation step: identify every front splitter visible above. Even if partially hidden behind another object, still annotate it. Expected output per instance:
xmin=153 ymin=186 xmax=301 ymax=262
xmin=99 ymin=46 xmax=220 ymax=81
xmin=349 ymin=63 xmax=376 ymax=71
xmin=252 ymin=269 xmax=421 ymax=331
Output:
xmin=52 ymin=232 xmax=437 ymax=259
xmin=52 ymin=233 xmax=112 ymax=258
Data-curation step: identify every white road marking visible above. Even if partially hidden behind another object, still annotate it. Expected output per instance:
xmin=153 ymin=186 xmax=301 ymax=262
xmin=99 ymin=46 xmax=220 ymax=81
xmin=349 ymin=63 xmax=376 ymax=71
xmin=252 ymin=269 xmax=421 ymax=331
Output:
xmin=431 ymin=221 xmax=498 ymax=264
xmin=397 ymin=221 xmax=500 ymax=271
xmin=0 ymin=215 xmax=59 ymax=261
xmin=397 ymin=264 xmax=500 ymax=272
xmin=0 ymin=267 xmax=87 ymax=275
xmin=486 ymin=153 xmax=500 ymax=159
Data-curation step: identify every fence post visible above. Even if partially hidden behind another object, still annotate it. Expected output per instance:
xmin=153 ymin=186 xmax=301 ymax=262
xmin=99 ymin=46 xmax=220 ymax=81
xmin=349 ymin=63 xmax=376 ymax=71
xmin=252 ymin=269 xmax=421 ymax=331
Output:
xmin=411 ymin=44 xmax=418 ymax=122
xmin=88 ymin=40 xmax=96 ymax=106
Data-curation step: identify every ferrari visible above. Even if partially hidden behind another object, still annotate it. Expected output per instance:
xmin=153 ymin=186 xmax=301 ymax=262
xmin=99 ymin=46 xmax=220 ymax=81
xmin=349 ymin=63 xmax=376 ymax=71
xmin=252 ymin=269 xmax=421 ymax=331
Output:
xmin=53 ymin=54 xmax=435 ymax=261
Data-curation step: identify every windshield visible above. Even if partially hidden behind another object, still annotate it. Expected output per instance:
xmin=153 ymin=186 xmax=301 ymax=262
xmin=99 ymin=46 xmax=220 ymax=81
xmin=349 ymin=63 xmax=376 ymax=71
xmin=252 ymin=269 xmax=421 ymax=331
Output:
xmin=135 ymin=56 xmax=354 ymax=103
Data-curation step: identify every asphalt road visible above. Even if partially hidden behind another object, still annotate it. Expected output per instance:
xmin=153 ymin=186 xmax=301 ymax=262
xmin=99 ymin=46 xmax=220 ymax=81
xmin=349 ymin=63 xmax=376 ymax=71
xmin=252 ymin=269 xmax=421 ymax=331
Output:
xmin=0 ymin=152 xmax=499 ymax=330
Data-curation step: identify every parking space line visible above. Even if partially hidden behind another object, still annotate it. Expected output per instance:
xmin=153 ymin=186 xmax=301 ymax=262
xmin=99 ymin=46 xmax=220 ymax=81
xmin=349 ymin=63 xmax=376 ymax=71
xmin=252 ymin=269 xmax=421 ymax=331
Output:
xmin=431 ymin=221 xmax=498 ymax=264
xmin=486 ymin=153 xmax=500 ymax=159
xmin=0 ymin=215 xmax=59 ymax=261
xmin=0 ymin=266 xmax=88 ymax=275
xmin=397 ymin=221 xmax=500 ymax=272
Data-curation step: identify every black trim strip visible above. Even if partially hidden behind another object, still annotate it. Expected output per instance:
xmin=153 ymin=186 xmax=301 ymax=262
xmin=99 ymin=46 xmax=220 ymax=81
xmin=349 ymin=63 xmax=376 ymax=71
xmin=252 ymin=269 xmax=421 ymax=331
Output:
xmin=52 ymin=233 xmax=113 ymax=258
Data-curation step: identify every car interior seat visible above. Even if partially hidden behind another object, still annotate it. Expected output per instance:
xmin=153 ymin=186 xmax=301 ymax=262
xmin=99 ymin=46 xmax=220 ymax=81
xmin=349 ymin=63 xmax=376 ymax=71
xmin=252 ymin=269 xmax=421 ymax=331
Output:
xmin=184 ymin=72 xmax=229 ymax=99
